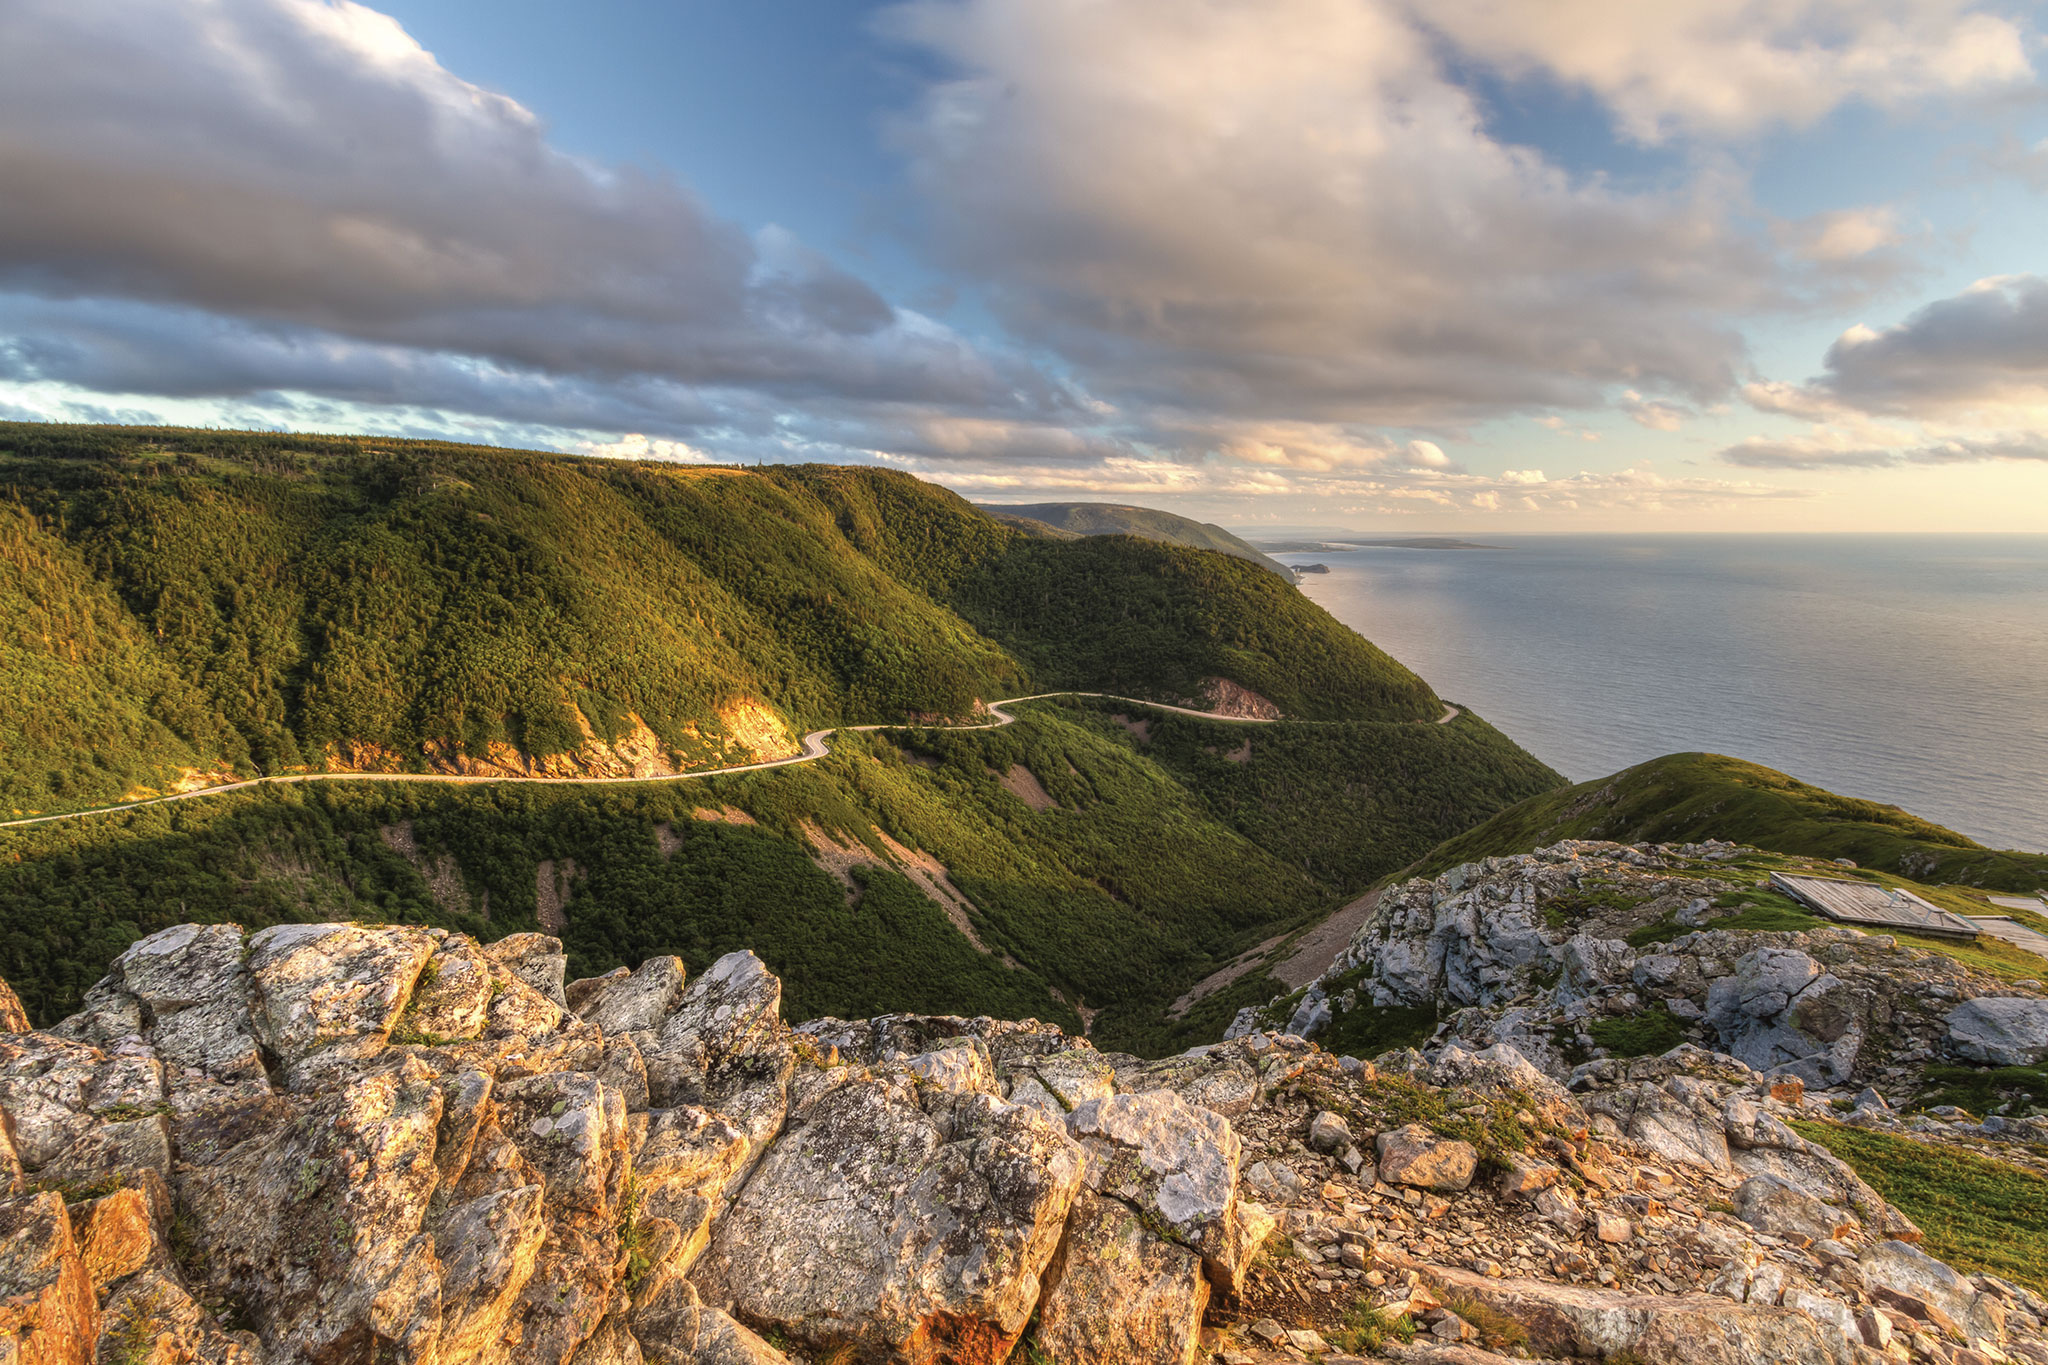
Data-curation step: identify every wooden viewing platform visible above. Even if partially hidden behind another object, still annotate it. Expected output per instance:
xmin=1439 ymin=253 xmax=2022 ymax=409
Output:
xmin=1768 ymin=872 xmax=1982 ymax=941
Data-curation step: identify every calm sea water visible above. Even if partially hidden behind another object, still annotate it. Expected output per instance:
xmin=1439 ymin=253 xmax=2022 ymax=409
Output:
xmin=1275 ymin=536 xmax=2048 ymax=854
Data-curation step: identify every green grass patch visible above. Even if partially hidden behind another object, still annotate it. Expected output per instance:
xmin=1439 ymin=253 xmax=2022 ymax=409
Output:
xmin=1587 ymin=1003 xmax=1689 ymax=1058
xmin=1407 ymin=751 xmax=2048 ymax=893
xmin=1788 ymin=1119 xmax=2048 ymax=1295
xmin=1917 ymin=1065 xmax=2048 ymax=1117
xmin=1331 ymin=1300 xmax=1415 ymax=1353
xmin=1320 ymin=1002 xmax=1440 ymax=1059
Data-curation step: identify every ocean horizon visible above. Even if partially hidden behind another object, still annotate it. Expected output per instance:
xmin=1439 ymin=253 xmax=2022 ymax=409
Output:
xmin=1275 ymin=533 xmax=2048 ymax=856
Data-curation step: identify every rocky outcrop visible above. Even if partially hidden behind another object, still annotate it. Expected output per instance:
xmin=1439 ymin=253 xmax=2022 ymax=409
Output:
xmin=1245 ymin=840 xmax=2044 ymax=1100
xmin=2 ymin=920 xmax=2043 ymax=1365
xmin=1945 ymin=997 xmax=2048 ymax=1066
xmin=0 ymin=926 xmax=1283 ymax=1365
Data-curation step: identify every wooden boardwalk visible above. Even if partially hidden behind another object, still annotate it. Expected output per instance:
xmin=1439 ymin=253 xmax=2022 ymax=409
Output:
xmin=1970 ymin=916 xmax=2048 ymax=963
xmin=1768 ymin=872 xmax=1982 ymax=941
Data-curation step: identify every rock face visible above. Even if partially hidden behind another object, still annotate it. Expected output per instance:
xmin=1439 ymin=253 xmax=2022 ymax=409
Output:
xmin=1244 ymin=839 xmax=2044 ymax=1098
xmin=3 ymin=919 xmax=2045 ymax=1365
xmin=0 ymin=926 xmax=1275 ymax=1365
xmin=1945 ymin=997 xmax=2048 ymax=1065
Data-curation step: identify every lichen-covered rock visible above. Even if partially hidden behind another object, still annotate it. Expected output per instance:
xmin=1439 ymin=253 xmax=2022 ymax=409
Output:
xmin=0 ymin=979 xmax=30 ymax=1035
xmin=1034 ymin=1191 xmax=1209 ymax=1365
xmin=0 ymin=1191 xmax=99 ymax=1365
xmin=4 ymin=921 xmax=2040 ymax=1365
xmin=1858 ymin=1239 xmax=2004 ymax=1341
xmin=245 ymin=922 xmax=438 ymax=1079
xmin=1375 ymin=1124 xmax=1478 ymax=1191
xmin=575 ymin=957 xmax=686 ymax=1037
xmin=1732 ymin=1173 xmax=1858 ymax=1244
xmin=1064 ymin=1091 xmax=1257 ymax=1293
xmin=692 ymin=1068 xmax=1083 ymax=1364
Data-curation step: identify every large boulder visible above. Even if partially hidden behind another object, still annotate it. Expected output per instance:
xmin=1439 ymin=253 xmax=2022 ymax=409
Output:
xmin=1858 ymin=1240 xmax=2004 ymax=1342
xmin=1376 ymin=1124 xmax=1479 ymax=1191
xmin=244 ymin=922 xmax=438 ymax=1081
xmin=1945 ymin=997 xmax=2048 ymax=1066
xmin=575 ymin=957 xmax=687 ymax=1036
xmin=1581 ymin=1076 xmax=1732 ymax=1172
xmin=1410 ymin=1260 xmax=1855 ymax=1365
xmin=1034 ymin=1191 xmax=1209 ymax=1365
xmin=1732 ymin=1174 xmax=1858 ymax=1244
xmin=691 ymin=1069 xmax=1085 ymax=1365
xmin=1064 ymin=1091 xmax=1259 ymax=1292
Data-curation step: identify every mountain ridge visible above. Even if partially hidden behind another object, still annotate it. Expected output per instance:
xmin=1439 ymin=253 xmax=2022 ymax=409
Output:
xmin=977 ymin=500 xmax=1294 ymax=578
xmin=0 ymin=424 xmax=1441 ymax=818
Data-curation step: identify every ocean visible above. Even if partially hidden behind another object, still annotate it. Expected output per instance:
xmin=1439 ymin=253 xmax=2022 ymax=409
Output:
xmin=1273 ymin=535 xmax=2048 ymax=854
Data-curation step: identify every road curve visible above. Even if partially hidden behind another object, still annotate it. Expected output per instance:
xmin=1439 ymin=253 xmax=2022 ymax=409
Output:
xmin=0 ymin=690 xmax=1347 ymax=832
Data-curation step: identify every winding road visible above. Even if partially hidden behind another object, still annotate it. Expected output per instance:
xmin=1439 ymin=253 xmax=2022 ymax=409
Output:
xmin=0 ymin=691 xmax=1463 ymax=831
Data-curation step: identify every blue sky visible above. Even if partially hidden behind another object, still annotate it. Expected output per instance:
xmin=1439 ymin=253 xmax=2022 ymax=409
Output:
xmin=2 ymin=0 xmax=2046 ymax=530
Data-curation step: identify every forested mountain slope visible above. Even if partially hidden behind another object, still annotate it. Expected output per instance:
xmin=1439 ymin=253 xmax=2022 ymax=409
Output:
xmin=1406 ymin=751 xmax=2048 ymax=890
xmin=0 ymin=424 xmax=1442 ymax=816
xmin=977 ymin=499 xmax=1293 ymax=577
xmin=0 ymin=699 xmax=1561 ymax=1053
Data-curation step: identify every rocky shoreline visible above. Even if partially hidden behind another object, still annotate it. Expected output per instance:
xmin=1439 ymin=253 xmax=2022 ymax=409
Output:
xmin=0 ymin=906 xmax=2042 ymax=1365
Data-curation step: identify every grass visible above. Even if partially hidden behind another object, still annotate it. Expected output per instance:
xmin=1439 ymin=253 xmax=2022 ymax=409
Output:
xmin=1331 ymin=1300 xmax=1416 ymax=1353
xmin=1446 ymin=1294 xmax=1531 ymax=1352
xmin=1587 ymin=1003 xmax=1689 ymax=1058
xmin=1789 ymin=1119 xmax=2048 ymax=1295
xmin=1408 ymin=752 xmax=2048 ymax=893
xmin=1320 ymin=1002 xmax=1441 ymax=1059
xmin=1916 ymin=1065 xmax=2048 ymax=1117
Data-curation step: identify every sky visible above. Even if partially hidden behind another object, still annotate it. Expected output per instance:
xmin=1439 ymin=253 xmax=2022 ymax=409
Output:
xmin=3 ymin=1 xmax=2048 ymax=531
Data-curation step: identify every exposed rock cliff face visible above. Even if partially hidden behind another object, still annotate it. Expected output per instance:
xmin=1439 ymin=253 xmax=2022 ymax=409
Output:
xmin=1 ymin=920 xmax=2043 ymax=1365
xmin=1244 ymin=840 xmax=2047 ymax=1098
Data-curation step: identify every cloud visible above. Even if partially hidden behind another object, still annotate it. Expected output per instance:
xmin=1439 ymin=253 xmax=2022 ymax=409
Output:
xmin=1818 ymin=275 xmax=2048 ymax=416
xmin=1410 ymin=0 xmax=2034 ymax=143
xmin=1620 ymin=390 xmax=1692 ymax=430
xmin=1720 ymin=274 xmax=2048 ymax=473
xmin=884 ymin=0 xmax=1810 ymax=435
xmin=1788 ymin=208 xmax=1904 ymax=264
xmin=0 ymin=0 xmax=1067 ymax=424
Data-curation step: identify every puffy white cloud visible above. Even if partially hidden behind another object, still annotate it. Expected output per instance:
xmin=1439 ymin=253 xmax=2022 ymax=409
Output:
xmin=1410 ymin=0 xmax=2033 ymax=143
xmin=885 ymin=0 xmax=1793 ymax=434
xmin=1721 ymin=275 xmax=2048 ymax=473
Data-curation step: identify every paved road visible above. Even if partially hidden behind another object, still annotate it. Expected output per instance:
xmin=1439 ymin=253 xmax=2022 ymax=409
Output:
xmin=5 ymin=689 xmax=1464 ymax=832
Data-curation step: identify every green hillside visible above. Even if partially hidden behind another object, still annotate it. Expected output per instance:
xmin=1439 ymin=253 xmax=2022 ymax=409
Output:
xmin=0 ymin=423 xmax=1443 ymax=816
xmin=978 ymin=501 xmax=1294 ymax=578
xmin=0 ymin=700 xmax=1561 ymax=1054
xmin=1407 ymin=752 xmax=2048 ymax=890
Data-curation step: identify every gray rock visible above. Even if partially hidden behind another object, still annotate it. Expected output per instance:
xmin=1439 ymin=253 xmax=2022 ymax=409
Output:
xmin=692 ymin=1070 xmax=1084 ymax=1362
xmin=1945 ymin=997 xmax=2048 ymax=1066
xmin=244 ymin=922 xmax=438 ymax=1079
xmin=481 ymin=932 xmax=570 ymax=1006
xmin=1066 ymin=1090 xmax=1254 ymax=1289
xmin=577 ymin=956 xmax=687 ymax=1035
xmin=1732 ymin=1174 xmax=1858 ymax=1244
xmin=1859 ymin=1239 xmax=2002 ymax=1341
xmin=1307 ymin=1110 xmax=1351 ymax=1153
